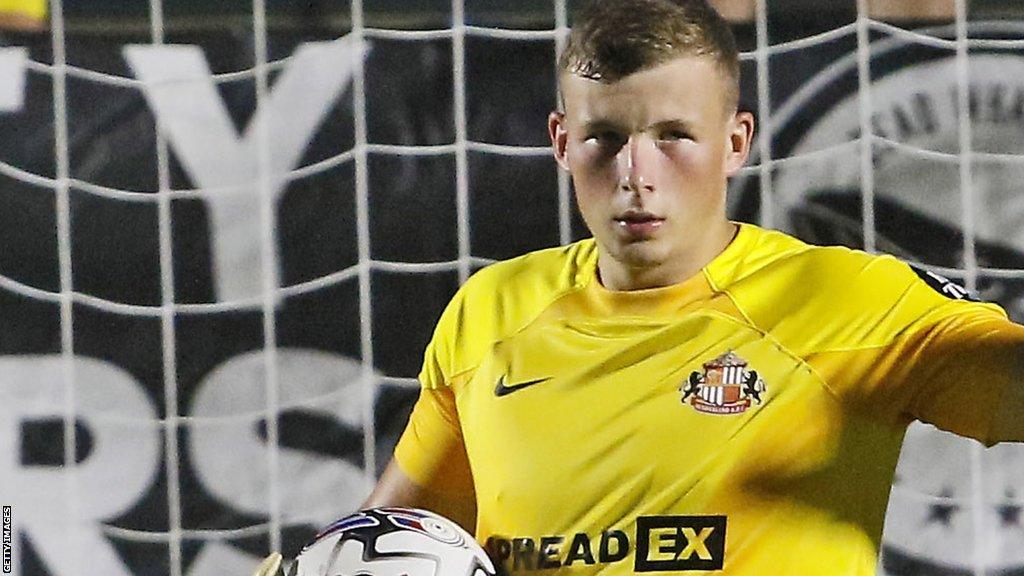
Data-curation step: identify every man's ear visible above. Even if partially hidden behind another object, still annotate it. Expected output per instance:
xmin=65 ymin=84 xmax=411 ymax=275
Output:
xmin=549 ymin=111 xmax=571 ymax=171
xmin=725 ymin=111 xmax=755 ymax=176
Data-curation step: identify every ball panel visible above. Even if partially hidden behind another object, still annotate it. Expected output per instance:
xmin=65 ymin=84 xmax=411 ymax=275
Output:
xmin=291 ymin=507 xmax=497 ymax=576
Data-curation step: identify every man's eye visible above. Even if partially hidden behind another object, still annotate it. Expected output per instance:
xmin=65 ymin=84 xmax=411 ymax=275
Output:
xmin=659 ymin=130 xmax=690 ymax=141
xmin=586 ymin=132 xmax=624 ymax=145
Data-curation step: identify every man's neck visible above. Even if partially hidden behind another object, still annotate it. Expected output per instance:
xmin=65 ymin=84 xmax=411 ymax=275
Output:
xmin=597 ymin=221 xmax=739 ymax=291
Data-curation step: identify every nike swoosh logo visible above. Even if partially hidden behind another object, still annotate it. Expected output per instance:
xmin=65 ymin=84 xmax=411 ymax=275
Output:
xmin=494 ymin=375 xmax=552 ymax=397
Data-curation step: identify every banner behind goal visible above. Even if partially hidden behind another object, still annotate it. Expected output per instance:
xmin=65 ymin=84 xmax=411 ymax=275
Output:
xmin=0 ymin=0 xmax=1023 ymax=574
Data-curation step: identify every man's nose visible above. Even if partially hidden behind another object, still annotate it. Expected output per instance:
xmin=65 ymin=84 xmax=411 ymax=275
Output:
xmin=616 ymin=134 xmax=656 ymax=194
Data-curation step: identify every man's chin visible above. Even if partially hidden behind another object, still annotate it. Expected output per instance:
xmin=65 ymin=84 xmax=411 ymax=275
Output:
xmin=609 ymin=241 xmax=670 ymax=270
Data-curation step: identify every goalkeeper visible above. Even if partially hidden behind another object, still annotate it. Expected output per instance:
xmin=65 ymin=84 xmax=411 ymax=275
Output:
xmin=356 ymin=0 xmax=1024 ymax=574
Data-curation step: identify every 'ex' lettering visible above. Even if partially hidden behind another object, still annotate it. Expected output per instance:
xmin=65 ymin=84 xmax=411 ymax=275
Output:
xmin=634 ymin=515 xmax=726 ymax=572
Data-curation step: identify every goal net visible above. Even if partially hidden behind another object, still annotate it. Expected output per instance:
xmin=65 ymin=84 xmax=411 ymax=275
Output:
xmin=0 ymin=0 xmax=1022 ymax=574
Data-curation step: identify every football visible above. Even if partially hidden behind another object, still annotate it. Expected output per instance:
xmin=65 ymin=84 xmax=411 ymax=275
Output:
xmin=288 ymin=507 xmax=498 ymax=576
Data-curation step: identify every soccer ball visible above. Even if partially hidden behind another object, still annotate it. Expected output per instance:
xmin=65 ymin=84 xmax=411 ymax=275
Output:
xmin=288 ymin=507 xmax=498 ymax=576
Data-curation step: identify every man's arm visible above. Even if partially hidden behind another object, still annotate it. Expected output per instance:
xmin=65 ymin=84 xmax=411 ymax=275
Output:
xmin=361 ymin=385 xmax=478 ymax=530
xmin=906 ymin=312 xmax=1024 ymax=446
xmin=364 ymin=270 xmax=486 ymax=531
xmin=362 ymin=458 xmax=477 ymax=531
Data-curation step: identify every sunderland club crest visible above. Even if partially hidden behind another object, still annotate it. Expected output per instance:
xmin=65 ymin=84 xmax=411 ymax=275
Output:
xmin=681 ymin=351 xmax=766 ymax=415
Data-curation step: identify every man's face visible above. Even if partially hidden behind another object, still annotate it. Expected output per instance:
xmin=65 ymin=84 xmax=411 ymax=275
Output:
xmin=550 ymin=56 xmax=753 ymax=286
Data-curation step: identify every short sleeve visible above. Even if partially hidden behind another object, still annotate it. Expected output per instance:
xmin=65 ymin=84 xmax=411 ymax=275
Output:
xmin=391 ymin=244 xmax=585 ymax=491
xmin=808 ymin=281 xmax=1024 ymax=445
xmin=898 ymin=304 xmax=1024 ymax=445
xmin=393 ymin=386 xmax=474 ymax=492
xmin=417 ymin=289 xmax=462 ymax=391
xmin=394 ymin=283 xmax=475 ymax=491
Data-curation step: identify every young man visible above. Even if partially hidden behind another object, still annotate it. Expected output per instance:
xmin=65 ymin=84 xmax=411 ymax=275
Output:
xmin=362 ymin=0 xmax=1024 ymax=574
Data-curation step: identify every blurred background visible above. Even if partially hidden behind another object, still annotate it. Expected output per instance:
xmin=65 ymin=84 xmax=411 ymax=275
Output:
xmin=1 ymin=0 xmax=1024 ymax=575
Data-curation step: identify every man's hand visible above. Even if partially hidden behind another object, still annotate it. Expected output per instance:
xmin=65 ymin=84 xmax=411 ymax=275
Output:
xmin=252 ymin=553 xmax=284 ymax=576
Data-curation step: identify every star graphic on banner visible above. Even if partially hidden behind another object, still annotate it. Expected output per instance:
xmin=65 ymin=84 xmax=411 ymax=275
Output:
xmin=926 ymin=488 xmax=960 ymax=528
xmin=998 ymin=489 xmax=1022 ymax=528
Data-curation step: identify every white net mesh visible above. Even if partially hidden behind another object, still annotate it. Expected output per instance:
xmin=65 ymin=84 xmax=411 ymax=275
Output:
xmin=1 ymin=0 xmax=1022 ymax=574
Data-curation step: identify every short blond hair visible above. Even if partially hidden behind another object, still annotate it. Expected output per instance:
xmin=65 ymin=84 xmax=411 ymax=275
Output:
xmin=559 ymin=0 xmax=740 ymax=106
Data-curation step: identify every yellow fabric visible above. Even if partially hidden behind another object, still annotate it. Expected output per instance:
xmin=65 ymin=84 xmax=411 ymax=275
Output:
xmin=394 ymin=386 xmax=474 ymax=493
xmin=393 ymin=223 xmax=1024 ymax=575
xmin=0 ymin=0 xmax=45 ymax=20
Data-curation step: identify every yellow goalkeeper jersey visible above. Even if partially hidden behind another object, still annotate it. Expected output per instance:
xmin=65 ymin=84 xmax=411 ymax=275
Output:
xmin=0 ymin=0 xmax=45 ymax=20
xmin=393 ymin=223 xmax=1024 ymax=575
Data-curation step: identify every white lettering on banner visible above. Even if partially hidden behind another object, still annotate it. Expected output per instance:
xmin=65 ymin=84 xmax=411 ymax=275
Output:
xmin=189 ymin=349 xmax=370 ymax=531
xmin=0 ymin=48 xmax=27 ymax=112
xmin=124 ymin=38 xmax=369 ymax=302
xmin=1 ymin=350 xmax=374 ymax=576
xmin=0 ymin=356 xmax=159 ymax=576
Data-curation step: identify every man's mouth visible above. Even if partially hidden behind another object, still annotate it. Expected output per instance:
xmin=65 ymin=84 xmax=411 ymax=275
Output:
xmin=614 ymin=211 xmax=665 ymax=236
